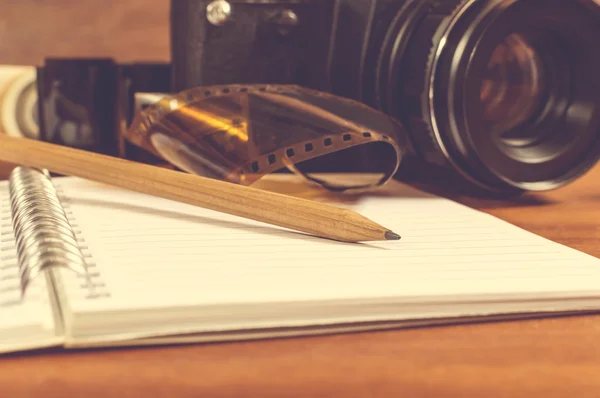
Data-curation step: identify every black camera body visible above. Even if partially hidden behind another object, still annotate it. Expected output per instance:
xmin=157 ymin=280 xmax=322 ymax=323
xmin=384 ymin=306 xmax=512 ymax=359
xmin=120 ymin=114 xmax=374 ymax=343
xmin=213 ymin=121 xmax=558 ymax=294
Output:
xmin=170 ymin=0 xmax=422 ymax=140
xmin=170 ymin=0 xmax=334 ymax=92
xmin=170 ymin=0 xmax=406 ymax=102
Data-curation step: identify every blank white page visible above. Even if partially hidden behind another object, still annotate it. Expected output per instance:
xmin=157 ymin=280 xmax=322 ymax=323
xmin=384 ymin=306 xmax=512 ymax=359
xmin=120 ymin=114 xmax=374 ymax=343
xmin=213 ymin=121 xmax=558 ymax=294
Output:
xmin=51 ymin=174 xmax=600 ymax=319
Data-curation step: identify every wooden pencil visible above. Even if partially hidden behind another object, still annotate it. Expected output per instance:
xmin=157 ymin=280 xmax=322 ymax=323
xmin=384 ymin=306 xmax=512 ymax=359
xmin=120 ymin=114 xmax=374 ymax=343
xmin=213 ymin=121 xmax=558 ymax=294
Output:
xmin=0 ymin=135 xmax=400 ymax=243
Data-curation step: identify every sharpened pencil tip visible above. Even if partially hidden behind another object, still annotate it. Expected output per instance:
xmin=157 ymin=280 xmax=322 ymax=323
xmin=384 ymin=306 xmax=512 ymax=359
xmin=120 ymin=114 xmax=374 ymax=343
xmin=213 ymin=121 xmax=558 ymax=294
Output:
xmin=385 ymin=230 xmax=401 ymax=240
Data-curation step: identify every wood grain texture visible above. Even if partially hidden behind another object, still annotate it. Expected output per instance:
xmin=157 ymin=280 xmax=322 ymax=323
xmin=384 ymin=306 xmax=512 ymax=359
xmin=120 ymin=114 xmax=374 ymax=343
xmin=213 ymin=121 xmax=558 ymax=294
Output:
xmin=0 ymin=135 xmax=396 ymax=242
xmin=1 ymin=1 xmax=600 ymax=397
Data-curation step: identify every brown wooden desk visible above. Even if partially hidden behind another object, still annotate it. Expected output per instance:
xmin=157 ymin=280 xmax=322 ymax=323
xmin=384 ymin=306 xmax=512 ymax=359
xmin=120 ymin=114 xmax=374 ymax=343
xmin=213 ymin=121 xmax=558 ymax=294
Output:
xmin=0 ymin=164 xmax=598 ymax=397
xmin=1 ymin=1 xmax=600 ymax=396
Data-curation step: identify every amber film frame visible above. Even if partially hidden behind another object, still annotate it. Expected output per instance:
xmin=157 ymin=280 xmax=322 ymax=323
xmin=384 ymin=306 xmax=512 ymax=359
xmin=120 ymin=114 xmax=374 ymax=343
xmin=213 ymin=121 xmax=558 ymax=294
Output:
xmin=125 ymin=84 xmax=404 ymax=193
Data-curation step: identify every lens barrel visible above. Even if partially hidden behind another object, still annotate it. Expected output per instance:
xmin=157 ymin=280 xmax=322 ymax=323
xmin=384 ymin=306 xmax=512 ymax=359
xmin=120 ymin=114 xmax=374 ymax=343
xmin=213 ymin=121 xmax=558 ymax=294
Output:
xmin=377 ymin=0 xmax=600 ymax=194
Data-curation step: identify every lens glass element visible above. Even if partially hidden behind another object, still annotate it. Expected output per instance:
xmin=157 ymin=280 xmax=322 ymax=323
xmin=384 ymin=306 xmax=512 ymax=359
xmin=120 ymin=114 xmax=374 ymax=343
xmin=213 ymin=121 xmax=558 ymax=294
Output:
xmin=393 ymin=0 xmax=600 ymax=192
xmin=480 ymin=33 xmax=545 ymax=142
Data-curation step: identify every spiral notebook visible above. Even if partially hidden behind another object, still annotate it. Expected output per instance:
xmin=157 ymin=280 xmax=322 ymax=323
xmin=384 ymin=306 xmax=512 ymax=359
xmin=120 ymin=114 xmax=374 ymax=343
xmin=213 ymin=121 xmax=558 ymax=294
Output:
xmin=2 ymin=167 xmax=600 ymax=355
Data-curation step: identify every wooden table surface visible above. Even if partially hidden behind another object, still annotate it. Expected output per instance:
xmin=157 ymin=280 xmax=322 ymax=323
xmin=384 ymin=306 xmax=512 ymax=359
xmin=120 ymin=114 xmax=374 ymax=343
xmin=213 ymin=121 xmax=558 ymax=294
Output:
xmin=1 ymin=1 xmax=600 ymax=397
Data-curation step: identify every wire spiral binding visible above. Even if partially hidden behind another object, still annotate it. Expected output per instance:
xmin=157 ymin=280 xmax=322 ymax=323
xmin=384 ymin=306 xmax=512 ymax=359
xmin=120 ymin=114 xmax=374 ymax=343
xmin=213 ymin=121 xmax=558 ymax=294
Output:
xmin=8 ymin=166 xmax=89 ymax=296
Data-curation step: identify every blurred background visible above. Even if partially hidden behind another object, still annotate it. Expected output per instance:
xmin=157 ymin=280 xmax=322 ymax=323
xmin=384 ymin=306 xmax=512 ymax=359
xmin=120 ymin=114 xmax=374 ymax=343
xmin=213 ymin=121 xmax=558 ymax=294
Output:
xmin=0 ymin=0 xmax=169 ymax=177
xmin=0 ymin=0 xmax=169 ymax=65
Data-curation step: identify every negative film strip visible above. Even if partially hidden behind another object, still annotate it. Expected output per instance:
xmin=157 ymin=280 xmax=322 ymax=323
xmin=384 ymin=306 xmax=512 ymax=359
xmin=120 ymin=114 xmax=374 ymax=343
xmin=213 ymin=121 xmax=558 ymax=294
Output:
xmin=125 ymin=84 xmax=405 ymax=193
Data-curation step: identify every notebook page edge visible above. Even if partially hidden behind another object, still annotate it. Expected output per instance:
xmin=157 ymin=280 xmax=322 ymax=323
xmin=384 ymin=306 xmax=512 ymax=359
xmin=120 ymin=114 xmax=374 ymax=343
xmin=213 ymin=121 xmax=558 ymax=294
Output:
xmin=62 ymin=308 xmax=600 ymax=350
xmin=62 ymin=296 xmax=600 ymax=347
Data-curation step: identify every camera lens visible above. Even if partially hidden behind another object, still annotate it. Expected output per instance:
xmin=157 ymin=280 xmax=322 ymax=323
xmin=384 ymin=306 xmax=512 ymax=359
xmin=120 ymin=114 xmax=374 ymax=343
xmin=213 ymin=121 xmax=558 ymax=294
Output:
xmin=480 ymin=33 xmax=544 ymax=138
xmin=377 ymin=0 xmax=600 ymax=194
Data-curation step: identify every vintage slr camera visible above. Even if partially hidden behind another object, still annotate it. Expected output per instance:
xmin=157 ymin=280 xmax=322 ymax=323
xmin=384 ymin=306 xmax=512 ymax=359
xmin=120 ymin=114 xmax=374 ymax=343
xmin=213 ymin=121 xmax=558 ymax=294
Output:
xmin=168 ymin=0 xmax=600 ymax=195
xmin=2 ymin=0 xmax=600 ymax=196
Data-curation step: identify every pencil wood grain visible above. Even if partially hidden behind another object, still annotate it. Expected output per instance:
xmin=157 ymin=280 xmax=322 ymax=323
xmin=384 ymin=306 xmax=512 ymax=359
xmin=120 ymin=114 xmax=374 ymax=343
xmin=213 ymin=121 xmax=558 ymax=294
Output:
xmin=0 ymin=135 xmax=398 ymax=243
